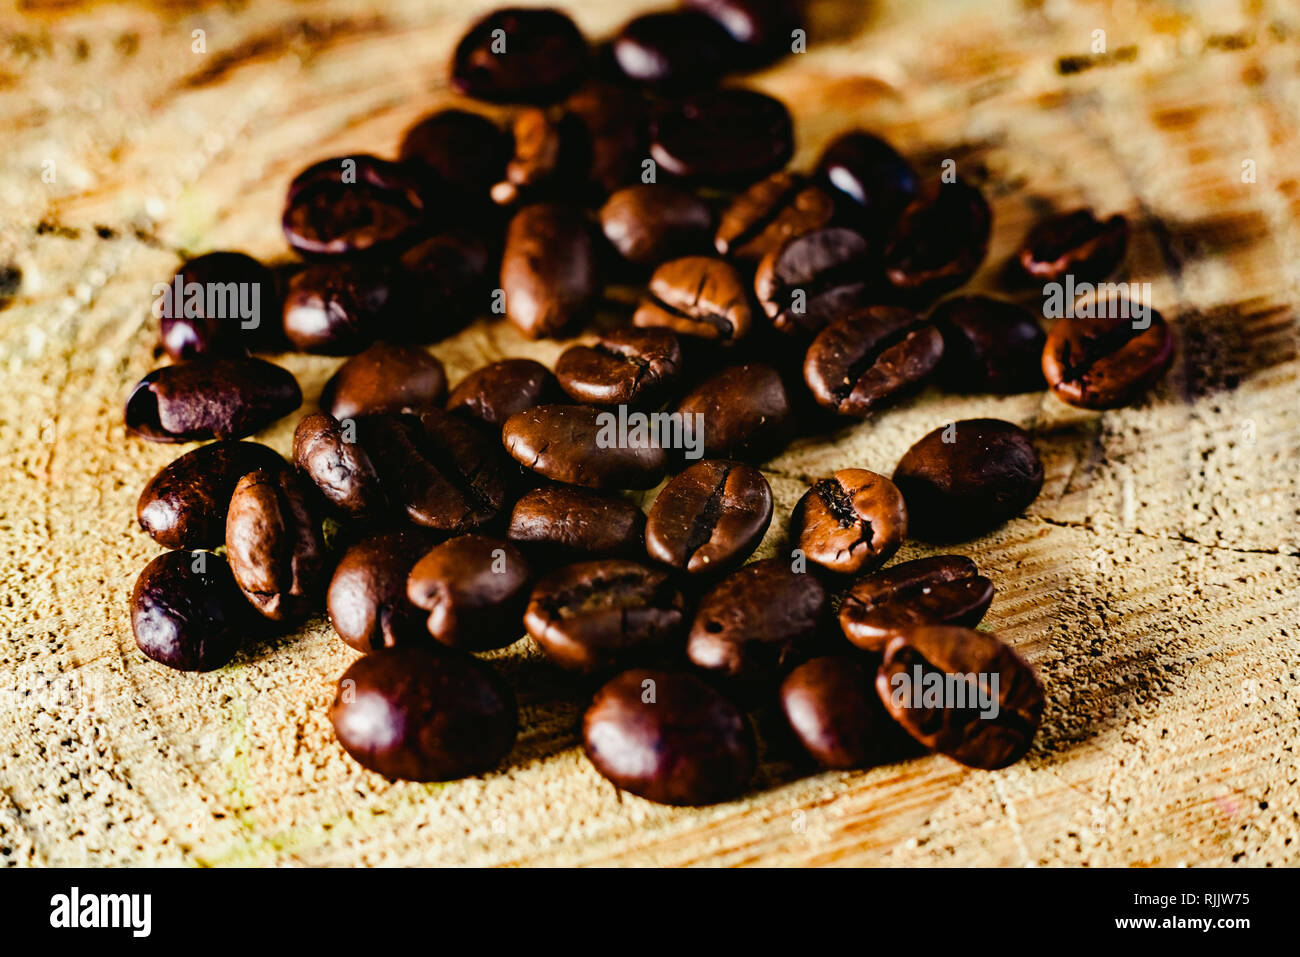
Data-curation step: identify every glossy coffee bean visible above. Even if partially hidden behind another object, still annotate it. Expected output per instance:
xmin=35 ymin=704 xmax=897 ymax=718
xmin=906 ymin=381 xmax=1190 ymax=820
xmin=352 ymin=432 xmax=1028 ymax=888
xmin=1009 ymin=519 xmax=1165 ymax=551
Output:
xmin=331 ymin=646 xmax=517 ymax=782
xmin=282 ymin=155 xmax=425 ymax=259
xmin=716 ymin=172 xmax=836 ymax=263
xmin=755 ymin=227 xmax=873 ymax=337
xmin=931 ymin=295 xmax=1046 ymax=394
xmin=634 ymin=256 xmax=753 ymax=345
xmin=583 ymin=668 xmax=755 ymax=805
xmin=564 ymin=81 xmax=650 ymax=195
xmin=399 ymin=232 xmax=494 ymax=337
xmin=225 ymin=466 xmax=327 ymax=622
xmin=645 ymin=460 xmax=772 ymax=574
xmin=406 ymin=535 xmax=531 ymax=651
xmin=125 ymin=357 xmax=301 ymax=443
xmin=281 ymin=262 xmax=396 ymax=355
xmin=492 ymin=107 xmax=592 ymax=206
xmin=159 ymin=252 xmax=279 ymax=360
xmin=1042 ymin=301 xmax=1174 ymax=409
xmin=780 ymin=656 xmax=913 ymax=769
xmin=674 ymin=362 xmax=793 ymax=461
xmin=556 ymin=327 xmax=683 ymax=408
xmin=650 ymin=88 xmax=793 ymax=186
xmin=814 ymin=131 xmax=917 ymax=230
xmin=399 ymin=109 xmax=511 ymax=197
xmin=612 ymin=11 xmax=736 ymax=92
xmin=292 ymin=412 xmax=385 ymax=516
xmin=130 ymin=549 xmax=252 ymax=672
xmin=791 ymin=468 xmax=907 ymax=575
xmin=687 ymin=558 xmax=825 ymax=690
xmin=451 ymin=7 xmax=590 ymax=104
xmin=883 ymin=178 xmax=992 ymax=300
xmin=892 ymin=418 xmax=1043 ymax=541
xmin=1019 ymin=209 xmax=1128 ymax=282
xmin=525 ymin=560 xmax=685 ymax=674
xmin=501 ymin=203 xmax=598 ymax=338
xmin=685 ymin=0 xmax=800 ymax=67
xmin=503 ymin=404 xmax=667 ymax=489
xmin=327 ymin=529 xmax=433 ymax=653
xmin=876 ymin=625 xmax=1044 ymax=769
xmin=320 ymin=341 xmax=447 ymax=421
xmin=508 ymin=484 xmax=645 ymax=560
xmin=600 ymin=185 xmax=713 ymax=268
xmin=447 ymin=358 xmax=561 ymax=431
xmin=804 ymin=305 xmax=944 ymax=417
xmin=839 ymin=555 xmax=994 ymax=652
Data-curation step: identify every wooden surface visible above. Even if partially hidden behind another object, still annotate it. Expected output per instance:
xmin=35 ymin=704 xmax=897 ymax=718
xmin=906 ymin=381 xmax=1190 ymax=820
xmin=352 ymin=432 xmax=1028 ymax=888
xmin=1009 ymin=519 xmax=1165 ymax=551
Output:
xmin=1 ymin=0 xmax=1298 ymax=867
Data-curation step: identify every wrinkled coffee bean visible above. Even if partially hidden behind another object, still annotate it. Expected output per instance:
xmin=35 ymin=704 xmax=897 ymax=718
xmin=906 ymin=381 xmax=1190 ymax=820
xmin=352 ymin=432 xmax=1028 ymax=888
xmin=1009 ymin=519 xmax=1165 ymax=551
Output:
xmin=399 ymin=108 xmax=511 ymax=198
xmin=883 ymin=178 xmax=991 ymax=299
xmin=612 ymin=11 xmax=736 ymax=92
xmin=839 ymin=555 xmax=994 ymax=652
xmin=791 ymin=468 xmax=907 ymax=575
xmin=447 ymin=358 xmax=561 ymax=431
xmin=399 ymin=232 xmax=494 ymax=337
xmin=159 ymin=252 xmax=279 ymax=360
xmin=508 ymin=484 xmax=645 ymax=559
xmin=564 ymin=81 xmax=649 ymax=195
xmin=780 ymin=656 xmax=914 ymax=769
xmin=814 ymin=131 xmax=917 ymax=231
xmin=715 ymin=172 xmax=836 ymax=262
xmin=556 ymin=327 xmax=683 ymax=407
xmin=492 ymin=107 xmax=592 ymax=206
xmin=281 ymin=262 xmax=396 ymax=354
xmin=451 ymin=7 xmax=590 ymax=104
xmin=131 ymin=549 xmax=253 ymax=672
xmin=645 ymin=460 xmax=772 ymax=574
xmin=501 ymin=203 xmax=598 ymax=338
xmin=1042 ymin=301 xmax=1174 ymax=409
xmin=600 ymin=184 xmax=713 ymax=267
xmin=674 ymin=362 xmax=793 ymax=460
xmin=407 ymin=535 xmax=532 ymax=651
xmin=320 ymin=341 xmax=448 ymax=421
xmin=125 ymin=356 xmax=301 ymax=443
xmin=685 ymin=0 xmax=800 ymax=67
xmin=327 ymin=529 xmax=432 ymax=653
xmin=650 ymin=87 xmax=793 ymax=185
xmin=282 ymin=155 xmax=425 ymax=259
xmin=633 ymin=256 xmax=753 ymax=344
xmin=292 ymin=412 xmax=386 ymax=516
xmin=754 ymin=227 xmax=873 ymax=337
xmin=931 ymin=295 xmax=1046 ymax=394
xmin=1019 ymin=209 xmax=1128 ymax=282
xmin=503 ymin=404 xmax=667 ymax=489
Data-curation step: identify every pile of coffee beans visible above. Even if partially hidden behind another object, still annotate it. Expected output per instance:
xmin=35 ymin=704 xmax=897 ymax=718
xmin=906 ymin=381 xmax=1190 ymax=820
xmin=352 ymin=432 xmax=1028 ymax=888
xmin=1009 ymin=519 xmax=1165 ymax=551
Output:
xmin=127 ymin=3 xmax=1173 ymax=804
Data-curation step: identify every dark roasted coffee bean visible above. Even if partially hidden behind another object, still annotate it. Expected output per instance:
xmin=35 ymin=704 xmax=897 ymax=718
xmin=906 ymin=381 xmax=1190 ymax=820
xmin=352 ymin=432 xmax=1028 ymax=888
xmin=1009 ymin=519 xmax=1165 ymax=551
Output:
xmin=447 ymin=358 xmax=561 ymax=431
xmin=225 ymin=466 xmax=327 ymax=622
xmin=282 ymin=155 xmax=425 ymax=259
xmin=814 ymin=131 xmax=917 ymax=230
xmin=327 ymin=529 xmax=433 ymax=653
xmin=883 ymin=177 xmax=991 ymax=299
xmin=674 ymin=362 xmax=793 ymax=460
xmin=508 ymin=484 xmax=645 ymax=560
xmin=281 ymin=262 xmax=396 ymax=355
xmin=501 ymin=203 xmax=598 ymax=338
xmin=839 ymin=555 xmax=994 ymax=652
xmin=491 ymin=107 xmax=592 ymax=206
xmin=399 ymin=109 xmax=511 ymax=197
xmin=399 ymin=231 xmax=494 ymax=337
xmin=791 ymin=468 xmax=907 ymax=575
xmin=131 ymin=550 xmax=253 ymax=672
xmin=685 ymin=0 xmax=800 ymax=67
xmin=138 ymin=440 xmax=284 ymax=550
xmin=715 ymin=172 xmax=836 ymax=263
xmin=892 ymin=418 xmax=1043 ymax=541
xmin=525 ymin=560 xmax=684 ymax=674
xmin=634 ymin=256 xmax=753 ymax=345
xmin=1019 ymin=209 xmax=1128 ymax=282
xmin=754 ymin=227 xmax=873 ymax=337
xmin=1042 ymin=301 xmax=1174 ymax=409
xmin=876 ymin=625 xmax=1044 ymax=769
xmin=556 ymin=327 xmax=683 ymax=407
xmin=503 ymin=404 xmax=667 ymax=489
xmin=645 ymin=460 xmax=772 ymax=574
xmin=564 ymin=81 xmax=650 ymax=195
xmin=332 ymin=646 xmax=517 ymax=781
xmin=125 ymin=357 xmax=301 ymax=443
xmin=320 ymin=341 xmax=447 ymax=421
xmin=451 ymin=7 xmax=590 ymax=104
xmin=780 ymin=656 xmax=914 ymax=769
xmin=612 ymin=11 xmax=736 ymax=92
xmin=159 ymin=252 xmax=279 ymax=360
xmin=687 ymin=558 xmax=825 ymax=690
xmin=583 ymin=668 xmax=755 ymax=805
xmin=803 ymin=305 xmax=943 ymax=417
xmin=292 ymin=412 xmax=386 ymax=516
xmin=931 ymin=295 xmax=1046 ymax=394
xmin=650 ymin=88 xmax=793 ymax=186
xmin=407 ymin=535 xmax=532 ymax=651
xmin=600 ymin=185 xmax=713 ymax=267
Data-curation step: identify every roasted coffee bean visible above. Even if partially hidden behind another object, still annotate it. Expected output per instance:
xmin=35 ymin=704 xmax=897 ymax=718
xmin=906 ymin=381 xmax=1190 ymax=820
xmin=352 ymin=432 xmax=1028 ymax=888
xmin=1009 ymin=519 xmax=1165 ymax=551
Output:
xmin=131 ymin=549 xmax=253 ymax=672
xmin=1019 ymin=209 xmax=1128 ymax=282
xmin=225 ymin=466 xmax=327 ymax=622
xmin=327 ymin=529 xmax=433 ymax=653
xmin=447 ymin=358 xmax=561 ymax=431
xmin=814 ymin=131 xmax=917 ymax=231
xmin=399 ymin=232 xmax=494 ymax=337
xmin=686 ymin=558 xmax=825 ymax=689
xmin=645 ymin=460 xmax=772 ymax=574
xmin=407 ymin=535 xmax=532 ymax=651
xmin=491 ymin=107 xmax=592 ymax=205
xmin=633 ymin=256 xmax=753 ymax=345
xmin=583 ymin=668 xmax=755 ymax=805
xmin=281 ymin=262 xmax=396 ymax=354
xmin=282 ymin=155 xmax=425 ymax=259
xmin=650 ymin=88 xmax=793 ymax=186
xmin=399 ymin=108 xmax=511 ymax=198
xmin=503 ymin=404 xmax=668 ymax=489
xmin=451 ymin=7 xmax=590 ymax=104
xmin=292 ymin=412 xmax=385 ymax=516
xmin=332 ymin=646 xmax=517 ymax=782
xmin=685 ymin=0 xmax=800 ymax=67
xmin=125 ymin=356 xmax=301 ymax=443
xmin=882 ymin=178 xmax=991 ymax=299
xmin=715 ymin=172 xmax=836 ymax=263
xmin=556 ymin=327 xmax=683 ymax=407
xmin=564 ymin=81 xmax=649 ymax=195
xmin=754 ymin=227 xmax=873 ymax=337
xmin=612 ymin=11 xmax=736 ymax=92
xmin=320 ymin=341 xmax=447 ymax=421
xmin=931 ymin=295 xmax=1046 ymax=394
xmin=876 ymin=625 xmax=1044 ymax=769
xmin=508 ymin=484 xmax=645 ymax=559
xmin=500 ymin=203 xmax=598 ymax=338
xmin=159 ymin=252 xmax=279 ymax=360
xmin=892 ymin=418 xmax=1043 ymax=541
xmin=1042 ymin=301 xmax=1174 ymax=409
xmin=803 ymin=305 xmax=944 ymax=417
xmin=525 ymin=560 xmax=684 ymax=674
xmin=674 ymin=362 xmax=794 ymax=460
xmin=600 ymin=184 xmax=713 ymax=267
xmin=839 ymin=555 xmax=994 ymax=652
xmin=138 ymin=440 xmax=285 ymax=549
xmin=780 ymin=656 xmax=913 ymax=769
xmin=791 ymin=468 xmax=907 ymax=575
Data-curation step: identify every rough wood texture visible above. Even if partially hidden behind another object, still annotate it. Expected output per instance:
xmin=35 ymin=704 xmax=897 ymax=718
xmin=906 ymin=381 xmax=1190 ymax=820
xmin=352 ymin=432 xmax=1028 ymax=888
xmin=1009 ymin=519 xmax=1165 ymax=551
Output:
xmin=1 ymin=0 xmax=1297 ymax=867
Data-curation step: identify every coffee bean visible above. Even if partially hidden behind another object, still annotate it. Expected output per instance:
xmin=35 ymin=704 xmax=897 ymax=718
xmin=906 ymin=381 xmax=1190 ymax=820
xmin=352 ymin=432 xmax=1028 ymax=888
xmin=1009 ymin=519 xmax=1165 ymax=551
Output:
xmin=503 ymin=404 xmax=667 ymax=489
xmin=600 ymin=184 xmax=713 ymax=268
xmin=282 ymin=155 xmax=425 ymax=259
xmin=892 ymin=418 xmax=1043 ymax=541
xmin=525 ymin=560 xmax=684 ymax=674
xmin=125 ymin=356 xmax=301 ymax=443
xmin=131 ymin=549 xmax=253 ymax=671
xmin=320 ymin=341 xmax=447 ymax=421
xmin=399 ymin=232 xmax=494 ymax=337
xmin=138 ymin=440 xmax=285 ymax=550
xmin=159 ymin=252 xmax=279 ymax=360
xmin=645 ymin=460 xmax=772 ymax=574
xmin=1019 ymin=209 xmax=1127 ymax=282
xmin=686 ymin=558 xmax=825 ymax=689
xmin=931 ymin=295 xmax=1046 ymax=394
xmin=612 ymin=11 xmax=737 ymax=92
xmin=492 ymin=107 xmax=592 ymax=206
xmin=447 ymin=358 xmax=561 ymax=431
xmin=780 ymin=656 xmax=913 ymax=769
xmin=650 ymin=87 xmax=793 ymax=185
xmin=715 ymin=171 xmax=837 ymax=263
xmin=332 ymin=646 xmax=517 ymax=781
xmin=674 ymin=362 xmax=793 ymax=460
xmin=508 ymin=484 xmax=645 ymax=559
xmin=225 ymin=466 xmax=328 ymax=622
xmin=292 ymin=412 xmax=386 ymax=516
xmin=803 ymin=305 xmax=944 ymax=417
xmin=564 ymin=81 xmax=650 ymax=195
xmin=882 ymin=178 xmax=991 ymax=300
xmin=634 ymin=256 xmax=753 ymax=345
xmin=685 ymin=0 xmax=800 ymax=67
xmin=327 ymin=529 xmax=433 ymax=653
xmin=814 ymin=131 xmax=917 ymax=231
xmin=583 ymin=668 xmax=755 ymax=804
xmin=876 ymin=625 xmax=1044 ymax=769
xmin=791 ymin=468 xmax=907 ymax=575
xmin=501 ymin=203 xmax=598 ymax=338
xmin=754 ymin=227 xmax=873 ymax=337
xmin=407 ymin=534 xmax=532 ymax=651
xmin=556 ymin=327 xmax=683 ymax=407
xmin=839 ymin=555 xmax=994 ymax=652
xmin=281 ymin=262 xmax=396 ymax=354
xmin=1042 ymin=301 xmax=1174 ymax=409
xmin=399 ymin=108 xmax=511 ymax=198
xmin=451 ymin=7 xmax=590 ymax=104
